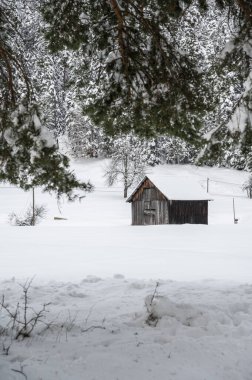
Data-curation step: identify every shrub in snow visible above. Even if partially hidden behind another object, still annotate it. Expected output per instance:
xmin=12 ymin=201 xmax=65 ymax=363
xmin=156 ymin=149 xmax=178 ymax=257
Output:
xmin=242 ymin=176 xmax=252 ymax=199
xmin=0 ymin=279 xmax=51 ymax=340
xmin=145 ymin=282 xmax=160 ymax=326
xmin=9 ymin=204 xmax=47 ymax=226
xmin=145 ymin=283 xmax=206 ymax=328
xmin=146 ymin=295 xmax=201 ymax=327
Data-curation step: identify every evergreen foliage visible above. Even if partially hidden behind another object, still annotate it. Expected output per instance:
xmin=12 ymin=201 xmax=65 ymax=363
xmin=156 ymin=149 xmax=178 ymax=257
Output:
xmin=41 ymin=0 xmax=252 ymax=161
xmin=42 ymin=0 xmax=213 ymax=141
xmin=0 ymin=101 xmax=93 ymax=198
xmin=0 ymin=0 xmax=92 ymax=197
xmin=1 ymin=0 xmax=252 ymax=185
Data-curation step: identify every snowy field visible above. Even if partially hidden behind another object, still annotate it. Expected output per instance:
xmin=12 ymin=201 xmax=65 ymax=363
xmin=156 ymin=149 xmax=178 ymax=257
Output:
xmin=0 ymin=160 xmax=252 ymax=380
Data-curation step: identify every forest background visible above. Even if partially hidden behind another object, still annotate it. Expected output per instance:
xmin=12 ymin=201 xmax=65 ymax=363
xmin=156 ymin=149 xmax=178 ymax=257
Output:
xmin=0 ymin=0 xmax=252 ymax=196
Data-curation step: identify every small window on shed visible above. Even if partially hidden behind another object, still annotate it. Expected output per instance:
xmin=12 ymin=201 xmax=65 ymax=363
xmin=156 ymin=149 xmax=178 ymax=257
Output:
xmin=144 ymin=201 xmax=150 ymax=209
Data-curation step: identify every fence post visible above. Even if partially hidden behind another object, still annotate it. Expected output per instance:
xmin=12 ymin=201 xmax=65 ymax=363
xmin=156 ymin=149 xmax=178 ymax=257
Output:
xmin=233 ymin=198 xmax=238 ymax=224
xmin=32 ymin=188 xmax=35 ymax=226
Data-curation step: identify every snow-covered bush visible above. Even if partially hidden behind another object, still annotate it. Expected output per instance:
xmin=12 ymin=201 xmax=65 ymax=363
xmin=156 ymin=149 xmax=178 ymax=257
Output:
xmin=242 ymin=176 xmax=252 ymax=199
xmin=0 ymin=279 xmax=51 ymax=341
xmin=9 ymin=204 xmax=47 ymax=226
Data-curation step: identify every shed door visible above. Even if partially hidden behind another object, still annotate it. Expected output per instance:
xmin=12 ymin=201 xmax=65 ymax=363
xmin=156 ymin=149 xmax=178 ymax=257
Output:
xmin=144 ymin=201 xmax=156 ymax=225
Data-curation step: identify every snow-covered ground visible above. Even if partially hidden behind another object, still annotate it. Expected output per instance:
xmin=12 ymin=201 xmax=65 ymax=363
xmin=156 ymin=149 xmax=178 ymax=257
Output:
xmin=0 ymin=160 xmax=252 ymax=379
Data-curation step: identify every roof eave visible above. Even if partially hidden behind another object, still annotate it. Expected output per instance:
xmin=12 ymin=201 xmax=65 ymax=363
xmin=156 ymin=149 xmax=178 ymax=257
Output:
xmin=126 ymin=176 xmax=149 ymax=203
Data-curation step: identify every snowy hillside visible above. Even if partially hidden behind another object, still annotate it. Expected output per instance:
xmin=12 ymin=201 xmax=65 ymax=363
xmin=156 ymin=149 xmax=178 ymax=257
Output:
xmin=0 ymin=160 xmax=252 ymax=380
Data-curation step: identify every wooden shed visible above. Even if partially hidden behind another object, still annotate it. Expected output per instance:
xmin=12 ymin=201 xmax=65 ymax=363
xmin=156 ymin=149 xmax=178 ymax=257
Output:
xmin=126 ymin=176 xmax=211 ymax=225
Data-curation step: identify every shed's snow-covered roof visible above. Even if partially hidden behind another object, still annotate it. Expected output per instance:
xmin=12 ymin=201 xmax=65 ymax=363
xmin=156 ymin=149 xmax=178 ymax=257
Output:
xmin=127 ymin=175 xmax=211 ymax=201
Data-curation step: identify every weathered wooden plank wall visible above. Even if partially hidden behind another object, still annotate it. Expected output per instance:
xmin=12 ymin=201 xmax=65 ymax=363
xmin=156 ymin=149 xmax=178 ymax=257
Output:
xmin=168 ymin=200 xmax=208 ymax=225
xmin=132 ymin=178 xmax=166 ymax=202
xmin=131 ymin=200 xmax=169 ymax=225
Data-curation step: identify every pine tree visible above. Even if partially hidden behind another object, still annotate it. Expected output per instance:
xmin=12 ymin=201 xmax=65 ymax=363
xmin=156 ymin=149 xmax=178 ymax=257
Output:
xmin=42 ymin=0 xmax=214 ymax=142
xmin=41 ymin=0 xmax=252 ymax=155
xmin=67 ymin=112 xmax=107 ymax=159
xmin=2 ymin=0 xmax=252 ymax=186
xmin=0 ymin=0 xmax=92 ymax=197
xmin=0 ymin=101 xmax=93 ymax=198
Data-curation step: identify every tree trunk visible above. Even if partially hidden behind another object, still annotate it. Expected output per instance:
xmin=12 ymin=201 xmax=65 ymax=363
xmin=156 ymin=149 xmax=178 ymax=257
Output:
xmin=124 ymin=186 xmax=128 ymax=198
xmin=124 ymin=153 xmax=128 ymax=198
